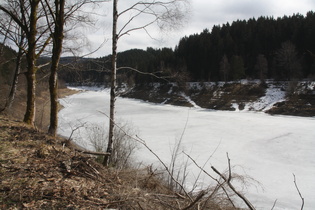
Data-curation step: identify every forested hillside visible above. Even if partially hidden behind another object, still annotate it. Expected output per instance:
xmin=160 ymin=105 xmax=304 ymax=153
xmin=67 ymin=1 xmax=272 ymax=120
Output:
xmin=0 ymin=44 xmax=19 ymax=85
xmin=175 ymin=11 xmax=315 ymax=81
xmin=60 ymin=11 xmax=315 ymax=85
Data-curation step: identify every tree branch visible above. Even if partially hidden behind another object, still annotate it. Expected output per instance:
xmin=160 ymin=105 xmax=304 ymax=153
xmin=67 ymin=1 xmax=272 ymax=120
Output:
xmin=116 ymin=66 xmax=169 ymax=82
xmin=293 ymin=173 xmax=304 ymax=210
xmin=211 ymin=153 xmax=255 ymax=210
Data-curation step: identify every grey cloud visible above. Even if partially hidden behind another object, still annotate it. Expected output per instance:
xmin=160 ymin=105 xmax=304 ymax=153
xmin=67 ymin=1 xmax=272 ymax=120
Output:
xmin=82 ymin=0 xmax=315 ymax=57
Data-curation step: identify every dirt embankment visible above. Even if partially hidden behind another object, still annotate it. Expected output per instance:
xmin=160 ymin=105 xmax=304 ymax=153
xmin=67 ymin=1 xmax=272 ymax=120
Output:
xmin=1 ymin=114 xmax=240 ymax=209
xmin=122 ymin=81 xmax=315 ymax=117
xmin=0 ymin=80 xmax=79 ymax=131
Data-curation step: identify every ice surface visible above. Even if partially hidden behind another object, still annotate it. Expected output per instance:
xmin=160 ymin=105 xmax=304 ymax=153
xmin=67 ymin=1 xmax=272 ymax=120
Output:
xmin=58 ymin=87 xmax=315 ymax=210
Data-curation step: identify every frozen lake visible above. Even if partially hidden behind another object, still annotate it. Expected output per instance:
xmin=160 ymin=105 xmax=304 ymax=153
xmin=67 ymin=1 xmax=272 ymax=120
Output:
xmin=58 ymin=87 xmax=315 ymax=210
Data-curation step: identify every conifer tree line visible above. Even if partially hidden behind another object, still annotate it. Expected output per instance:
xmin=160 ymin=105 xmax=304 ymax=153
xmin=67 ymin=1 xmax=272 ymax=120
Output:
xmin=175 ymin=11 xmax=315 ymax=81
xmin=62 ymin=11 xmax=315 ymax=84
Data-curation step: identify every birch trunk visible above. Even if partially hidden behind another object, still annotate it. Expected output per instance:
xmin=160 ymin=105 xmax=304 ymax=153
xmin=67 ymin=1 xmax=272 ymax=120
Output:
xmin=103 ymin=0 xmax=118 ymax=166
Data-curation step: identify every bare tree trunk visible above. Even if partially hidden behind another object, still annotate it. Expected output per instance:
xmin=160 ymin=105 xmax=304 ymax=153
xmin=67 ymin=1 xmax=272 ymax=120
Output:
xmin=103 ymin=0 xmax=118 ymax=166
xmin=23 ymin=0 xmax=40 ymax=126
xmin=0 ymin=33 xmax=24 ymax=113
xmin=7 ymin=47 xmax=23 ymax=109
xmin=23 ymin=59 xmax=37 ymax=125
xmin=0 ymin=18 xmax=11 ymax=59
xmin=3 ymin=44 xmax=23 ymax=110
xmin=48 ymin=0 xmax=65 ymax=136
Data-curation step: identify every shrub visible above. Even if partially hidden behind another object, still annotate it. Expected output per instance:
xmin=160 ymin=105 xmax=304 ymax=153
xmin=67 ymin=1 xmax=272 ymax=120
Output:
xmin=86 ymin=121 xmax=139 ymax=169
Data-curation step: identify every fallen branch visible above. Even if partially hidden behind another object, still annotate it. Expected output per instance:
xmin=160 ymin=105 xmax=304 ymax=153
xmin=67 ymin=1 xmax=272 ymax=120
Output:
xmin=75 ymin=148 xmax=110 ymax=156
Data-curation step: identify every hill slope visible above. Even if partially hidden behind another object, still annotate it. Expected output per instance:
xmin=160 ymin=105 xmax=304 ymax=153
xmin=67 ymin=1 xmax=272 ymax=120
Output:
xmin=0 ymin=115 xmax=237 ymax=209
xmin=122 ymin=80 xmax=315 ymax=117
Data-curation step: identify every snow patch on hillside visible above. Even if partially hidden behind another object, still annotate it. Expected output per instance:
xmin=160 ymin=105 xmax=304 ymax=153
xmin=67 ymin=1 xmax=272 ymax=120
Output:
xmin=180 ymin=92 xmax=201 ymax=108
xmin=244 ymin=84 xmax=286 ymax=111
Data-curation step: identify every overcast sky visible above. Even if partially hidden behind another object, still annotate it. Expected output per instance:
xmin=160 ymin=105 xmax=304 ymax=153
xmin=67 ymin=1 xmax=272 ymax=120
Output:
xmin=82 ymin=0 xmax=315 ymax=58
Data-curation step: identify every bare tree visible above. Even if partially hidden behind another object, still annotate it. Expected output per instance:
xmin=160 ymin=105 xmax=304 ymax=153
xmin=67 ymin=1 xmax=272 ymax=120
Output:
xmin=45 ymin=0 xmax=110 ymax=136
xmin=0 ymin=0 xmax=52 ymax=126
xmin=220 ymin=54 xmax=230 ymax=82
xmin=39 ymin=0 xmax=66 ymax=136
xmin=0 ymin=16 xmax=26 ymax=113
xmin=1 ymin=0 xmax=108 ymax=132
xmin=3 ymin=34 xmax=25 ymax=112
xmin=103 ymin=0 xmax=190 ymax=166
xmin=254 ymin=54 xmax=268 ymax=82
xmin=276 ymin=41 xmax=301 ymax=80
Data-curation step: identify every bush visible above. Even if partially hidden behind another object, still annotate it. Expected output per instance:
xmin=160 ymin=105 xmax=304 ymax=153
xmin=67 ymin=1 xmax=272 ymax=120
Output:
xmin=86 ymin=121 xmax=139 ymax=169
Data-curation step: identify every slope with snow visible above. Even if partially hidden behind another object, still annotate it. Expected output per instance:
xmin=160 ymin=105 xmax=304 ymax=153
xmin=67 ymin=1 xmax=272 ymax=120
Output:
xmin=243 ymin=83 xmax=286 ymax=111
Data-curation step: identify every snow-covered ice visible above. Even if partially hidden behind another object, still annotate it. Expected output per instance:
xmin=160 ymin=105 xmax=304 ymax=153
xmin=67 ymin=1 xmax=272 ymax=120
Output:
xmin=58 ymin=87 xmax=315 ymax=210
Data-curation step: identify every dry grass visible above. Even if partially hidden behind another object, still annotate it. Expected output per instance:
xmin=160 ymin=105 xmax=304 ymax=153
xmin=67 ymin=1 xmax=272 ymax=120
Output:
xmin=0 ymin=115 xmax=238 ymax=209
xmin=0 ymin=77 xmax=79 ymax=131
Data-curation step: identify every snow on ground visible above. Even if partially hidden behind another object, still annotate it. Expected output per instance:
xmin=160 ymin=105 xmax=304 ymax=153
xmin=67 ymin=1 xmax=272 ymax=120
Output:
xmin=244 ymin=83 xmax=286 ymax=111
xmin=58 ymin=87 xmax=315 ymax=210
xmin=180 ymin=92 xmax=201 ymax=108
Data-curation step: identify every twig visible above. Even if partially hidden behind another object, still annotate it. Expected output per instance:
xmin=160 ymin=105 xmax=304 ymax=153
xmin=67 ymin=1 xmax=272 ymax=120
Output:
xmin=293 ymin=173 xmax=304 ymax=210
xmin=191 ymin=139 xmax=221 ymax=192
xmin=154 ymin=195 xmax=180 ymax=209
xmin=183 ymin=151 xmax=224 ymax=200
xmin=169 ymin=109 xmax=189 ymax=192
xmin=0 ymin=163 xmax=20 ymax=171
xmin=135 ymin=134 xmax=193 ymax=202
xmin=175 ymin=192 xmax=186 ymax=199
xmin=117 ymin=66 xmax=170 ymax=82
xmin=271 ymin=199 xmax=277 ymax=210
xmin=183 ymin=150 xmax=233 ymax=208
xmin=151 ymin=193 xmax=179 ymax=199
xmin=211 ymin=153 xmax=255 ymax=210
xmin=181 ymin=190 xmax=206 ymax=210
xmin=137 ymin=201 xmax=145 ymax=210
xmin=67 ymin=122 xmax=88 ymax=142
xmin=183 ymin=152 xmax=216 ymax=180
